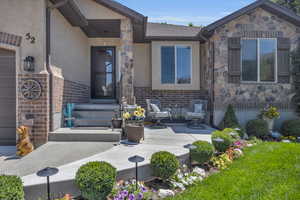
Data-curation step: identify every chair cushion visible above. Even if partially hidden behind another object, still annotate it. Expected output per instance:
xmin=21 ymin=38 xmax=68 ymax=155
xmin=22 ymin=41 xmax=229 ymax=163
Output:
xmin=150 ymin=103 xmax=161 ymax=112
xmin=186 ymin=112 xmax=205 ymax=118
xmin=154 ymin=112 xmax=170 ymax=118
xmin=194 ymin=104 xmax=203 ymax=113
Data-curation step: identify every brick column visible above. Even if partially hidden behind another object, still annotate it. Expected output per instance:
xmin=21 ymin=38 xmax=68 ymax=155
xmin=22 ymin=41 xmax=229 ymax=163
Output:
xmin=120 ymin=18 xmax=135 ymax=105
xmin=18 ymin=73 xmax=50 ymax=147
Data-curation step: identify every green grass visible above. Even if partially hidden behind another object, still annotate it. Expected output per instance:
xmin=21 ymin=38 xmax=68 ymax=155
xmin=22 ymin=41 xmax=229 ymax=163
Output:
xmin=169 ymin=143 xmax=300 ymax=200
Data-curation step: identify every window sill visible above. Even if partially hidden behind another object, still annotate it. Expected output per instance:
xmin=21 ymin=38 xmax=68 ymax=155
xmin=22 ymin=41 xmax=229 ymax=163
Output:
xmin=240 ymin=81 xmax=279 ymax=85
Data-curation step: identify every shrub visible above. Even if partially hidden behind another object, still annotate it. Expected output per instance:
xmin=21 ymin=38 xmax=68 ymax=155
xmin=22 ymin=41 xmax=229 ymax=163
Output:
xmin=211 ymin=130 xmax=234 ymax=152
xmin=246 ymin=119 xmax=269 ymax=138
xmin=219 ymin=105 xmax=245 ymax=137
xmin=281 ymin=119 xmax=300 ymax=137
xmin=75 ymin=161 xmax=116 ymax=200
xmin=0 ymin=175 xmax=24 ymax=200
xmin=191 ymin=141 xmax=214 ymax=165
xmin=150 ymin=151 xmax=179 ymax=180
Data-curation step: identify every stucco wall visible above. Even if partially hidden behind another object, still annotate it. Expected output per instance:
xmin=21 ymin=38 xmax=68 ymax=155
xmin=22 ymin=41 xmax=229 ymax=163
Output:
xmin=211 ymin=7 xmax=300 ymax=126
xmin=75 ymin=0 xmax=126 ymax=19
xmin=0 ymin=0 xmax=46 ymax=73
xmin=151 ymin=41 xmax=200 ymax=90
xmin=133 ymin=43 xmax=151 ymax=87
xmin=51 ymin=9 xmax=89 ymax=86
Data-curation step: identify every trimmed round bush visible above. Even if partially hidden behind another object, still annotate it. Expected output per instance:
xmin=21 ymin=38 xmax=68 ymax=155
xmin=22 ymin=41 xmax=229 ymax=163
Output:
xmin=191 ymin=141 xmax=214 ymax=165
xmin=281 ymin=119 xmax=300 ymax=137
xmin=246 ymin=119 xmax=269 ymax=138
xmin=0 ymin=175 xmax=24 ymax=200
xmin=150 ymin=151 xmax=179 ymax=180
xmin=211 ymin=130 xmax=234 ymax=152
xmin=75 ymin=161 xmax=116 ymax=200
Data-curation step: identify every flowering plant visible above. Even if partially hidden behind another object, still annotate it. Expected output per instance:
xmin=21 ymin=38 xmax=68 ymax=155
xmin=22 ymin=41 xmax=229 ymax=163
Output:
xmin=170 ymin=165 xmax=204 ymax=191
xmin=210 ymin=153 xmax=232 ymax=170
xmin=260 ymin=106 xmax=280 ymax=119
xmin=111 ymin=180 xmax=154 ymax=200
xmin=123 ymin=106 xmax=145 ymax=122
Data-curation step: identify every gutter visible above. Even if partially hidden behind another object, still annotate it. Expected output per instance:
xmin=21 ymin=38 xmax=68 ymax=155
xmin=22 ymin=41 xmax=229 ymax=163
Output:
xmin=46 ymin=0 xmax=69 ymax=132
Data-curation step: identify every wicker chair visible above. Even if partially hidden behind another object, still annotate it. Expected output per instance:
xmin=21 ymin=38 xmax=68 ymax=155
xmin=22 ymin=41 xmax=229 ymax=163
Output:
xmin=146 ymin=99 xmax=171 ymax=128
xmin=185 ymin=99 xmax=208 ymax=129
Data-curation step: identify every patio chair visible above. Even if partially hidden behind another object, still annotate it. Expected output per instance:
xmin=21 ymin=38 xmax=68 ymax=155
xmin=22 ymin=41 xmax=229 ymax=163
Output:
xmin=185 ymin=99 xmax=208 ymax=129
xmin=146 ymin=99 xmax=171 ymax=128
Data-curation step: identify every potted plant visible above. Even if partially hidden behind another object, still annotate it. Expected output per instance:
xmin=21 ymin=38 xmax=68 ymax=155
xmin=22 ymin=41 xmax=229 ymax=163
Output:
xmin=112 ymin=109 xmax=122 ymax=129
xmin=123 ymin=106 xmax=145 ymax=143
xmin=260 ymin=105 xmax=280 ymax=131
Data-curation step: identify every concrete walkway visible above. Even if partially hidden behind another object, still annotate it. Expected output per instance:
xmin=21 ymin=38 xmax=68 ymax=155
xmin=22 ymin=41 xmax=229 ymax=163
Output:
xmin=0 ymin=142 xmax=115 ymax=176
xmin=21 ymin=125 xmax=214 ymax=199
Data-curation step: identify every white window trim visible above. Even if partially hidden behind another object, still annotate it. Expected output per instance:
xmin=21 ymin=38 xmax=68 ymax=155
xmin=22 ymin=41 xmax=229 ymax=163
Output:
xmin=161 ymin=45 xmax=193 ymax=85
xmin=241 ymin=38 xmax=277 ymax=83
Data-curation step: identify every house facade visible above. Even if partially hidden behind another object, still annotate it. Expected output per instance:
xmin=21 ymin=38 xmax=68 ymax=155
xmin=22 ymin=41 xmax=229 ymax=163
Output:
xmin=0 ymin=0 xmax=299 ymax=146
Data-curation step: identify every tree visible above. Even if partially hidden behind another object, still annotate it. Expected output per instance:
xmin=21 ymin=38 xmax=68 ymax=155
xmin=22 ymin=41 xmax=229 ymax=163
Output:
xmin=272 ymin=0 xmax=300 ymax=15
xmin=188 ymin=22 xmax=194 ymax=27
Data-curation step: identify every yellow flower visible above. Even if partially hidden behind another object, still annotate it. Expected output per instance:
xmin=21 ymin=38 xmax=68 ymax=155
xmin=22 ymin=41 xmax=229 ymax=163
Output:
xmin=123 ymin=112 xmax=131 ymax=120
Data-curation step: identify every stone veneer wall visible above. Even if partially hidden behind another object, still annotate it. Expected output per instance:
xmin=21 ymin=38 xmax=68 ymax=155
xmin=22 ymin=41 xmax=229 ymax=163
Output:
xmin=18 ymin=73 xmax=49 ymax=147
xmin=120 ymin=18 xmax=135 ymax=104
xmin=135 ymin=87 xmax=208 ymax=109
xmin=210 ymin=7 xmax=300 ymax=127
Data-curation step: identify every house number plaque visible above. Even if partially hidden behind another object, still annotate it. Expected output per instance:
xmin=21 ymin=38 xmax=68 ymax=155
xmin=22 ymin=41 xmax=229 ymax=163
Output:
xmin=21 ymin=79 xmax=42 ymax=100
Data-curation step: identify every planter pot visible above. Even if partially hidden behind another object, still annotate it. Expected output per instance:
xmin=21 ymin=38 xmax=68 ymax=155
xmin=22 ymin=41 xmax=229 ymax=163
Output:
xmin=112 ymin=119 xmax=122 ymax=128
xmin=126 ymin=124 xmax=144 ymax=143
xmin=263 ymin=117 xmax=274 ymax=131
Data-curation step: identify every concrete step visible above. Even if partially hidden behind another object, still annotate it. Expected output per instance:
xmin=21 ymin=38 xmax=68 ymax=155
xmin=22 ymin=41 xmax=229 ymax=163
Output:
xmin=74 ymin=103 xmax=119 ymax=111
xmin=73 ymin=110 xmax=115 ymax=119
xmin=49 ymin=128 xmax=121 ymax=142
xmin=90 ymin=99 xmax=117 ymax=104
xmin=74 ymin=118 xmax=112 ymax=127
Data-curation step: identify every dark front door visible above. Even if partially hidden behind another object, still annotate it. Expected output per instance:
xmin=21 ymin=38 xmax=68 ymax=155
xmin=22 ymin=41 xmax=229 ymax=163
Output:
xmin=91 ymin=47 xmax=116 ymax=99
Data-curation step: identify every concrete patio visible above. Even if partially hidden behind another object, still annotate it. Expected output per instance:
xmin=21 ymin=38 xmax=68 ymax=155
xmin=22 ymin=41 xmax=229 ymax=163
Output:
xmin=0 ymin=124 xmax=215 ymax=199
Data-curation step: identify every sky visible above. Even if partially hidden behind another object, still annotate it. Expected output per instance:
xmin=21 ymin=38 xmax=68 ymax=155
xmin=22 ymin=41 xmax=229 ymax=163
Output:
xmin=115 ymin=0 xmax=257 ymax=26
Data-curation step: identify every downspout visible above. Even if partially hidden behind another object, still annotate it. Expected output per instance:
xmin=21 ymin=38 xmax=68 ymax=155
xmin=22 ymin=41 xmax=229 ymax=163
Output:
xmin=46 ymin=0 xmax=69 ymax=132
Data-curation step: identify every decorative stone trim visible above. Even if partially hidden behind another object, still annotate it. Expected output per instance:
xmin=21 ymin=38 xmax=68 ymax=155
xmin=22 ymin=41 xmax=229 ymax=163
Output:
xmin=214 ymin=101 xmax=294 ymax=111
xmin=0 ymin=32 xmax=22 ymax=47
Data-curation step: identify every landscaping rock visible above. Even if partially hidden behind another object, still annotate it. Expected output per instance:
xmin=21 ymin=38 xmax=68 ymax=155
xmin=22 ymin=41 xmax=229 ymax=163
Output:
xmin=282 ymin=140 xmax=291 ymax=143
xmin=158 ymin=189 xmax=175 ymax=198
xmin=193 ymin=167 xmax=206 ymax=177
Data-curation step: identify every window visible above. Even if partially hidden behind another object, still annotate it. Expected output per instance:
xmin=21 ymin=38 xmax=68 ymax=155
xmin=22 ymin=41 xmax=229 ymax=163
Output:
xmin=161 ymin=46 xmax=191 ymax=84
xmin=241 ymin=38 xmax=277 ymax=82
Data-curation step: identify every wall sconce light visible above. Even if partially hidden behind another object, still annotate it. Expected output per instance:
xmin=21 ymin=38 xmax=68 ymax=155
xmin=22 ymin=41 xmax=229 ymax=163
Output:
xmin=23 ymin=56 xmax=35 ymax=72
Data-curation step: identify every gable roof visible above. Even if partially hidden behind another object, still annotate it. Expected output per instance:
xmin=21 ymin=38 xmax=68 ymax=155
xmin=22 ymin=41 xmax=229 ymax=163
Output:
xmin=146 ymin=23 xmax=202 ymax=41
xmin=93 ymin=0 xmax=145 ymax=23
xmin=202 ymin=0 xmax=300 ymax=35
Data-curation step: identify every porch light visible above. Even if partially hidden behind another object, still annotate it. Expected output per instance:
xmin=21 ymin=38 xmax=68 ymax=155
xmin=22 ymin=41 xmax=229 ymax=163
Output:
xmin=23 ymin=56 xmax=35 ymax=72
xmin=36 ymin=167 xmax=59 ymax=200
xmin=128 ymin=155 xmax=145 ymax=190
xmin=184 ymin=144 xmax=197 ymax=172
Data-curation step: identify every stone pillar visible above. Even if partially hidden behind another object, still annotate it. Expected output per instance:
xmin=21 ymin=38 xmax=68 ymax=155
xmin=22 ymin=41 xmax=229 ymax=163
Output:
xmin=120 ymin=18 xmax=135 ymax=105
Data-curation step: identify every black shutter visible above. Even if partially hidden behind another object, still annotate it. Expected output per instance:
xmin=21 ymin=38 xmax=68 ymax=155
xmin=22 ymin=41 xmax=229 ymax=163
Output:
xmin=277 ymin=37 xmax=291 ymax=83
xmin=228 ymin=37 xmax=241 ymax=83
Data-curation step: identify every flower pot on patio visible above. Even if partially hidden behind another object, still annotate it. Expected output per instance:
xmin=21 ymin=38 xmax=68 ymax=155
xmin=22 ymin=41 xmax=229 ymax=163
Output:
xmin=112 ymin=119 xmax=122 ymax=129
xmin=126 ymin=124 xmax=144 ymax=143
xmin=263 ymin=117 xmax=274 ymax=131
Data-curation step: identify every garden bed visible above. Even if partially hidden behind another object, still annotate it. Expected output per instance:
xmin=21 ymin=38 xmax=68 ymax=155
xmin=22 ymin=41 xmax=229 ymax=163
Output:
xmin=168 ymin=142 xmax=300 ymax=200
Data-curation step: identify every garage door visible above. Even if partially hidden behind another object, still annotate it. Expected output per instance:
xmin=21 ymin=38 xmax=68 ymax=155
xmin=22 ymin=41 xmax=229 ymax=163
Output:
xmin=0 ymin=48 xmax=16 ymax=145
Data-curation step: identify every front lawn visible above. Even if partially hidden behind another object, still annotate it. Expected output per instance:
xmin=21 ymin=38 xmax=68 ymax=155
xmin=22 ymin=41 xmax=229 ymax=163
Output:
xmin=169 ymin=142 xmax=300 ymax=200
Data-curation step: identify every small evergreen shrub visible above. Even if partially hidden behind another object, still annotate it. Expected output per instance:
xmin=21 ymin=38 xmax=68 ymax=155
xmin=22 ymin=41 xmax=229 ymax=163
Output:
xmin=75 ymin=161 xmax=116 ymax=200
xmin=150 ymin=151 xmax=179 ymax=180
xmin=219 ymin=105 xmax=244 ymax=137
xmin=191 ymin=141 xmax=215 ymax=165
xmin=0 ymin=175 xmax=24 ymax=200
xmin=281 ymin=119 xmax=300 ymax=137
xmin=246 ymin=119 xmax=269 ymax=138
xmin=211 ymin=130 xmax=234 ymax=152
